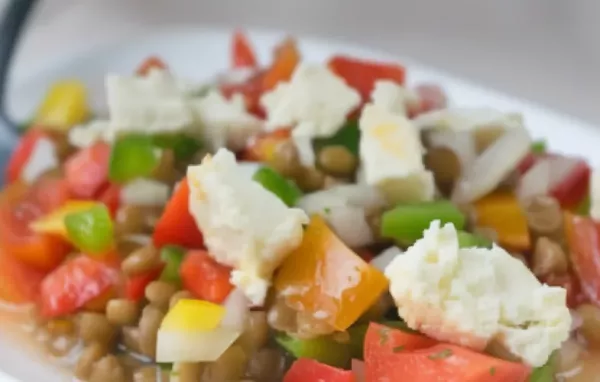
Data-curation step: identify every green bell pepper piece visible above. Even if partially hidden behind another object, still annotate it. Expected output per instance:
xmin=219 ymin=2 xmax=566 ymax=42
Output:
xmin=159 ymin=245 xmax=185 ymax=285
xmin=313 ymin=119 xmax=360 ymax=156
xmin=64 ymin=204 xmax=114 ymax=254
xmin=275 ymin=332 xmax=352 ymax=368
xmin=109 ymin=134 xmax=160 ymax=183
xmin=381 ymin=201 xmax=466 ymax=246
xmin=153 ymin=133 xmax=202 ymax=162
xmin=457 ymin=231 xmax=493 ymax=249
xmin=530 ymin=139 xmax=547 ymax=155
xmin=529 ymin=352 xmax=555 ymax=382
xmin=253 ymin=167 xmax=302 ymax=207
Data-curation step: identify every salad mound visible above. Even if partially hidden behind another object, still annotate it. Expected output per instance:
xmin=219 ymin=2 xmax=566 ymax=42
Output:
xmin=0 ymin=30 xmax=597 ymax=381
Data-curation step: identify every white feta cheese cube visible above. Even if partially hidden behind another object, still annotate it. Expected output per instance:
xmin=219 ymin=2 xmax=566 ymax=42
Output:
xmin=187 ymin=149 xmax=308 ymax=304
xmin=260 ymin=64 xmax=360 ymax=139
xmin=385 ymin=220 xmax=571 ymax=367
xmin=359 ymin=103 xmax=434 ymax=203
xmin=371 ymin=80 xmax=419 ymax=116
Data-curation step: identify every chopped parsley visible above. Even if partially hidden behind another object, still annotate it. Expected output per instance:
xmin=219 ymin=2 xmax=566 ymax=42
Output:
xmin=489 ymin=367 xmax=496 ymax=376
xmin=378 ymin=327 xmax=391 ymax=345
xmin=392 ymin=345 xmax=405 ymax=353
xmin=427 ymin=348 xmax=453 ymax=360
xmin=324 ymin=207 xmax=331 ymax=214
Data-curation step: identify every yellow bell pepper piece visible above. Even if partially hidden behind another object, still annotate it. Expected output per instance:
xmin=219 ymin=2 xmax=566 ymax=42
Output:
xmin=35 ymin=80 xmax=90 ymax=131
xmin=274 ymin=215 xmax=389 ymax=331
xmin=474 ymin=191 xmax=530 ymax=251
xmin=30 ymin=200 xmax=98 ymax=238
xmin=160 ymin=299 xmax=225 ymax=331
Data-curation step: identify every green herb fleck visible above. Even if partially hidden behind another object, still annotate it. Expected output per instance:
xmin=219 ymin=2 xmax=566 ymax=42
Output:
xmin=489 ymin=367 xmax=496 ymax=376
xmin=324 ymin=207 xmax=331 ymax=214
xmin=428 ymin=348 xmax=453 ymax=360
xmin=392 ymin=345 xmax=405 ymax=353
xmin=378 ymin=327 xmax=390 ymax=345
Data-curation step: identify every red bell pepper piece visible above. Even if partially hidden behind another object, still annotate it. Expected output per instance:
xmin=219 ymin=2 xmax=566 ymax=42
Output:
xmin=0 ymin=250 xmax=47 ymax=304
xmin=551 ymin=160 xmax=590 ymax=209
xmin=65 ymin=142 xmax=111 ymax=199
xmin=5 ymin=128 xmax=47 ymax=184
xmin=152 ymin=177 xmax=204 ymax=249
xmin=364 ymin=323 xmax=530 ymax=382
xmin=328 ymin=55 xmax=406 ymax=101
xmin=124 ymin=266 xmax=163 ymax=302
xmin=97 ymin=183 xmax=121 ymax=218
xmin=565 ymin=213 xmax=600 ymax=306
xmin=136 ymin=56 xmax=168 ymax=76
xmin=231 ymin=30 xmax=258 ymax=69
xmin=283 ymin=358 xmax=355 ymax=382
xmin=180 ymin=250 xmax=234 ymax=304
xmin=263 ymin=38 xmax=300 ymax=91
xmin=0 ymin=179 xmax=71 ymax=270
xmin=40 ymin=256 xmax=119 ymax=318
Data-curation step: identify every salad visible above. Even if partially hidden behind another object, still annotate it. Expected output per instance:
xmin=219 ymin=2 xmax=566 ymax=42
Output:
xmin=0 ymin=30 xmax=596 ymax=382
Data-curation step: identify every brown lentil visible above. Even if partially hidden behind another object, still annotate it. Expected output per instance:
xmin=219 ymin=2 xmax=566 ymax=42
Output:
xmin=577 ymin=304 xmax=600 ymax=348
xmin=152 ymin=149 xmax=177 ymax=184
xmin=138 ymin=305 xmax=165 ymax=359
xmin=246 ymin=348 xmax=287 ymax=382
xmin=267 ymin=296 xmax=298 ymax=334
xmin=317 ymin=145 xmax=357 ymax=177
xmin=524 ymin=195 xmax=565 ymax=246
xmin=121 ymin=245 xmax=161 ymax=277
xmin=323 ymin=175 xmax=350 ymax=189
xmin=145 ymin=280 xmax=178 ymax=311
xmin=106 ymin=299 xmax=140 ymax=326
xmin=115 ymin=205 xmax=151 ymax=237
xmin=178 ymin=362 xmax=206 ymax=382
xmin=269 ymin=140 xmax=301 ymax=178
xmin=532 ymin=237 xmax=569 ymax=278
xmin=204 ymin=345 xmax=248 ymax=382
xmin=296 ymin=166 xmax=326 ymax=192
xmin=133 ymin=365 xmax=165 ymax=382
xmin=78 ymin=312 xmax=117 ymax=347
xmin=424 ymin=146 xmax=461 ymax=196
xmin=121 ymin=326 xmax=142 ymax=354
xmin=46 ymin=318 xmax=75 ymax=336
xmin=74 ymin=343 xmax=108 ymax=381
xmin=88 ymin=354 xmax=127 ymax=382
xmin=169 ymin=290 xmax=194 ymax=309
xmin=237 ymin=311 xmax=269 ymax=353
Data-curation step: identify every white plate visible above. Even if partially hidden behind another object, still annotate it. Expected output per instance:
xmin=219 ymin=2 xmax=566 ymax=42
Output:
xmin=1 ymin=26 xmax=599 ymax=382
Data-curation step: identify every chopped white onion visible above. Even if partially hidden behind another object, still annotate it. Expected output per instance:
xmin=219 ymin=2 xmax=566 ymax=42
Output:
xmin=292 ymin=134 xmax=316 ymax=167
xmin=452 ymin=127 xmax=531 ymax=204
xmin=156 ymin=328 xmax=240 ymax=363
xmin=427 ymin=130 xmax=477 ymax=170
xmin=517 ymin=158 xmax=551 ymax=201
xmin=370 ymin=247 xmax=403 ymax=272
xmin=238 ymin=161 xmax=262 ymax=180
xmin=221 ymin=288 xmax=251 ymax=332
xmin=570 ymin=310 xmax=583 ymax=331
xmin=120 ymin=178 xmax=170 ymax=206
xmin=21 ymin=137 xmax=58 ymax=183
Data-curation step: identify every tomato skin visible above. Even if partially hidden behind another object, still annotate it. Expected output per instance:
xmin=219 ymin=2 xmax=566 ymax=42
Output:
xmin=551 ymin=160 xmax=590 ymax=209
xmin=283 ymin=358 xmax=355 ymax=382
xmin=97 ymin=183 xmax=121 ymax=218
xmin=64 ymin=142 xmax=111 ymax=199
xmin=543 ymin=271 xmax=587 ymax=309
xmin=152 ymin=177 xmax=204 ymax=249
xmin=5 ymin=129 xmax=46 ymax=184
xmin=180 ymin=250 xmax=234 ymax=304
xmin=0 ymin=250 xmax=47 ymax=304
xmin=263 ymin=38 xmax=300 ymax=91
xmin=40 ymin=256 xmax=119 ymax=318
xmin=231 ymin=30 xmax=258 ymax=69
xmin=124 ymin=266 xmax=163 ymax=302
xmin=328 ymin=55 xmax=406 ymax=101
xmin=136 ymin=56 xmax=168 ymax=76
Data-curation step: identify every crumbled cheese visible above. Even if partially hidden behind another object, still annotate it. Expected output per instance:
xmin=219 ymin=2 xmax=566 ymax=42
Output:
xmin=120 ymin=178 xmax=170 ymax=206
xmin=191 ymin=90 xmax=262 ymax=151
xmin=21 ymin=137 xmax=58 ymax=183
xmin=591 ymin=168 xmax=600 ymax=221
xmin=68 ymin=120 xmax=111 ymax=148
xmin=260 ymin=63 xmax=360 ymax=139
xmin=385 ymin=220 xmax=571 ymax=367
xmin=187 ymin=149 xmax=308 ymax=304
xmin=359 ymin=103 xmax=435 ymax=203
xmin=371 ymin=80 xmax=419 ymax=116
xmin=297 ymin=184 xmax=386 ymax=248
xmin=413 ymin=107 xmax=524 ymax=132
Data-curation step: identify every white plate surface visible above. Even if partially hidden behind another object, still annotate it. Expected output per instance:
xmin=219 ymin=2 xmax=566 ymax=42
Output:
xmin=1 ymin=26 xmax=599 ymax=382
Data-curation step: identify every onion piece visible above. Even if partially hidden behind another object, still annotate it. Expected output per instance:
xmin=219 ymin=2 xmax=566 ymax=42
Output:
xmin=452 ymin=127 xmax=531 ymax=204
xmin=370 ymin=247 xmax=403 ymax=272
xmin=237 ymin=161 xmax=262 ymax=180
xmin=22 ymin=137 xmax=58 ymax=183
xmin=120 ymin=178 xmax=169 ymax=206
xmin=156 ymin=328 xmax=240 ymax=363
xmin=427 ymin=130 xmax=476 ymax=170
xmin=221 ymin=288 xmax=251 ymax=332
xmin=517 ymin=158 xmax=551 ymax=202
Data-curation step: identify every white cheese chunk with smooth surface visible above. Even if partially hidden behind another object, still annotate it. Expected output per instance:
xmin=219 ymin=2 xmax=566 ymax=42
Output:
xmin=192 ymin=90 xmax=263 ymax=151
xmin=187 ymin=149 xmax=309 ymax=305
xmin=120 ymin=178 xmax=170 ymax=207
xmin=260 ymin=64 xmax=360 ymax=139
xmin=413 ymin=107 xmax=523 ymax=132
xmin=385 ymin=220 xmax=571 ymax=367
xmin=371 ymin=80 xmax=419 ymax=116
xmin=359 ymin=103 xmax=435 ymax=203
xmin=590 ymin=167 xmax=600 ymax=221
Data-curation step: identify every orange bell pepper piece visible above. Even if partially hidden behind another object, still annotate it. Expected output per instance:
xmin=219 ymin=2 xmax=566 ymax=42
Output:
xmin=274 ymin=215 xmax=388 ymax=331
xmin=263 ymin=38 xmax=300 ymax=91
xmin=136 ymin=56 xmax=168 ymax=76
xmin=240 ymin=128 xmax=291 ymax=162
xmin=231 ymin=30 xmax=258 ymax=69
xmin=0 ymin=250 xmax=47 ymax=304
xmin=473 ymin=191 xmax=530 ymax=251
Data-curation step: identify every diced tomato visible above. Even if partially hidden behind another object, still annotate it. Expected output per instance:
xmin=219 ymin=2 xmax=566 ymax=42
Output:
xmin=180 ymin=250 xmax=234 ymax=304
xmin=543 ymin=271 xmax=587 ymax=309
xmin=551 ymin=160 xmax=590 ymax=209
xmin=220 ymin=70 xmax=266 ymax=118
xmin=565 ymin=213 xmax=600 ymax=306
xmin=364 ymin=322 xmax=438 ymax=358
xmin=351 ymin=359 xmax=365 ymax=382
xmin=0 ymin=179 xmax=71 ymax=270
xmin=517 ymin=152 xmax=537 ymax=174
xmin=283 ymin=358 xmax=355 ymax=382
xmin=231 ymin=30 xmax=258 ymax=69
xmin=84 ymin=287 xmax=116 ymax=312
xmin=136 ymin=56 xmax=168 ymax=76
xmin=263 ymin=38 xmax=300 ymax=91
xmin=153 ymin=177 xmax=204 ymax=249
xmin=65 ymin=142 xmax=111 ymax=199
xmin=328 ymin=55 xmax=406 ymax=101
xmin=0 ymin=250 xmax=47 ymax=304
xmin=40 ymin=256 xmax=119 ymax=317
xmin=5 ymin=129 xmax=47 ymax=184
xmin=124 ymin=266 xmax=163 ymax=302
xmin=97 ymin=183 xmax=121 ymax=218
